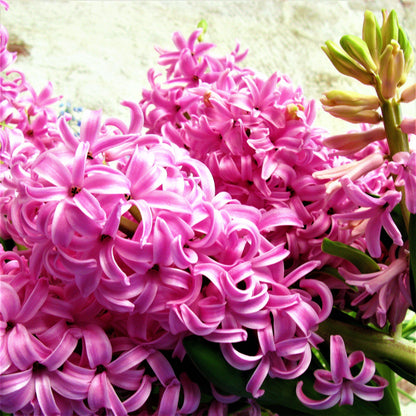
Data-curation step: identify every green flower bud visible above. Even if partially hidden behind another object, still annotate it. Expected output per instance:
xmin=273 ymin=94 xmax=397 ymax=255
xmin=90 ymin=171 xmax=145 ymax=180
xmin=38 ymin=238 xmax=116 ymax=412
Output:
xmin=398 ymin=26 xmax=415 ymax=84
xmin=340 ymin=34 xmax=378 ymax=72
xmin=321 ymin=90 xmax=380 ymax=109
xmin=197 ymin=19 xmax=208 ymax=42
xmin=381 ymin=9 xmax=399 ymax=51
xmin=362 ymin=10 xmax=382 ymax=67
xmin=322 ymin=41 xmax=375 ymax=85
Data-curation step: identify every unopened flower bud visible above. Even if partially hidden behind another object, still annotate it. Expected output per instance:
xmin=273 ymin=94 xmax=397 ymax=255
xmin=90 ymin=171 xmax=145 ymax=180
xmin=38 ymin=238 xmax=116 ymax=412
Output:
xmin=340 ymin=34 xmax=378 ymax=73
xmin=381 ymin=9 xmax=399 ymax=51
xmin=379 ymin=42 xmax=404 ymax=99
xmin=400 ymin=118 xmax=416 ymax=135
xmin=197 ymin=19 xmax=208 ymax=42
xmin=362 ymin=10 xmax=382 ymax=67
xmin=322 ymin=104 xmax=382 ymax=124
xmin=323 ymin=126 xmax=386 ymax=155
xmin=400 ymin=83 xmax=416 ymax=103
xmin=398 ymin=26 xmax=415 ymax=86
xmin=321 ymin=90 xmax=379 ymax=109
xmin=322 ymin=41 xmax=375 ymax=85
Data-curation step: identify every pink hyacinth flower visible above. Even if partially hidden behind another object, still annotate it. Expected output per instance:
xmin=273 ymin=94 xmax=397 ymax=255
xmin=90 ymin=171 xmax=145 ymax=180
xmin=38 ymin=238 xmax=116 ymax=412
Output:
xmin=335 ymin=178 xmax=403 ymax=258
xmin=340 ymin=256 xmax=411 ymax=330
xmin=0 ymin=24 xmax=16 ymax=71
xmin=391 ymin=151 xmax=416 ymax=213
xmin=296 ymin=335 xmax=388 ymax=410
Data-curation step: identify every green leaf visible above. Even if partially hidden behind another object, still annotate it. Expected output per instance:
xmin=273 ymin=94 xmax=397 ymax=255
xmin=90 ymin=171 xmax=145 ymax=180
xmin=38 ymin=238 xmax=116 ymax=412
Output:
xmin=321 ymin=238 xmax=380 ymax=273
xmin=375 ymin=363 xmax=401 ymax=416
xmin=183 ymin=335 xmax=251 ymax=399
xmin=385 ymin=359 xmax=416 ymax=385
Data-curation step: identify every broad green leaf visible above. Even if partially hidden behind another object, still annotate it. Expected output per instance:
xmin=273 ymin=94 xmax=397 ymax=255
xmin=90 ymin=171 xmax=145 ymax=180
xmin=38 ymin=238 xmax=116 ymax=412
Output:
xmin=375 ymin=363 xmax=401 ymax=416
xmin=322 ymin=238 xmax=380 ymax=273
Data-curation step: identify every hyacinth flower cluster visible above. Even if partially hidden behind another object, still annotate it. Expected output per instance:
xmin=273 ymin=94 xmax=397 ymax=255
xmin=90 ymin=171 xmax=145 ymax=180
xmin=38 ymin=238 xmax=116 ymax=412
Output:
xmin=0 ymin=11 xmax=336 ymax=416
xmin=1 ymin=2 xmax=416 ymax=416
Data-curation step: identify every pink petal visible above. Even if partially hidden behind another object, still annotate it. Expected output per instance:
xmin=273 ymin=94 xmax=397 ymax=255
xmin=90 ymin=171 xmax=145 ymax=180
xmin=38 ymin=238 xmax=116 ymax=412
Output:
xmin=32 ymin=152 xmax=71 ymax=187
xmin=49 ymin=364 xmax=92 ymax=400
xmin=8 ymin=324 xmax=50 ymax=370
xmin=0 ymin=368 xmax=32 ymax=394
xmin=296 ymin=381 xmax=340 ymax=410
xmin=100 ymin=241 xmax=129 ymax=284
xmin=246 ymin=356 xmax=270 ymax=398
xmin=40 ymin=328 xmax=81 ymax=371
xmin=35 ymin=372 xmax=61 ymax=416
xmin=0 ymin=370 xmax=35 ymax=413
xmin=15 ymin=278 xmax=49 ymax=323
xmin=25 ymin=184 xmax=67 ymax=201
xmin=82 ymin=324 xmax=112 ymax=368
xmin=178 ymin=373 xmax=201 ymax=414
xmin=123 ymin=375 xmax=153 ymax=412
xmin=330 ymin=335 xmax=351 ymax=383
xmin=352 ymin=375 xmax=388 ymax=402
xmin=106 ymin=345 xmax=150 ymax=374
xmin=80 ymin=109 xmax=102 ymax=146
xmin=0 ymin=281 xmax=21 ymax=322
xmin=73 ymin=188 xmax=106 ymax=220
xmin=71 ymin=141 xmax=89 ymax=188
xmin=157 ymin=380 xmax=181 ymax=416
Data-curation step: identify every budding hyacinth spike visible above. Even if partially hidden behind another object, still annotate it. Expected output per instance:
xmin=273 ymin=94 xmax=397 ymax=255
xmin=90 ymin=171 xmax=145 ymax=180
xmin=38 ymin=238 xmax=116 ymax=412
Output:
xmin=340 ymin=34 xmax=378 ymax=73
xmin=400 ymin=83 xmax=416 ymax=103
xmin=321 ymin=90 xmax=380 ymax=109
xmin=362 ymin=10 xmax=382 ymax=67
xmin=381 ymin=9 xmax=399 ymax=51
xmin=322 ymin=41 xmax=375 ymax=85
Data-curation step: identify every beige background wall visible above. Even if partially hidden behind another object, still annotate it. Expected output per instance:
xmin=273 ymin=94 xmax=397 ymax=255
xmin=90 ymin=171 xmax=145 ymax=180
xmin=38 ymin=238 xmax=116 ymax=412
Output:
xmin=2 ymin=0 xmax=415 ymax=134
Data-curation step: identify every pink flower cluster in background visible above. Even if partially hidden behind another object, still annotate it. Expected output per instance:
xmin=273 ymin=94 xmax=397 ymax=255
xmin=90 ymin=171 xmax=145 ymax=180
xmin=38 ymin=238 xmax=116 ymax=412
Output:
xmin=1 ymin=8 xmax=414 ymax=414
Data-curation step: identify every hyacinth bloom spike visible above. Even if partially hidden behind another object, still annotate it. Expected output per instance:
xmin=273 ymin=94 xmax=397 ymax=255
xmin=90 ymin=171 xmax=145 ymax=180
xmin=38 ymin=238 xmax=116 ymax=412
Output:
xmin=296 ymin=335 xmax=388 ymax=409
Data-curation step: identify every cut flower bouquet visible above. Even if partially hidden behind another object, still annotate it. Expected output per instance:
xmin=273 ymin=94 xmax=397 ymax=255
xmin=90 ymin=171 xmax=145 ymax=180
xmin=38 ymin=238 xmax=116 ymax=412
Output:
xmin=0 ymin=2 xmax=415 ymax=415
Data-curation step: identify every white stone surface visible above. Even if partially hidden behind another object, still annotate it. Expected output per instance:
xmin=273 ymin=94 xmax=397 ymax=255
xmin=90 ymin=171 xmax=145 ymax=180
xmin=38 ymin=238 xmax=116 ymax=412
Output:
xmin=2 ymin=0 xmax=415 ymax=133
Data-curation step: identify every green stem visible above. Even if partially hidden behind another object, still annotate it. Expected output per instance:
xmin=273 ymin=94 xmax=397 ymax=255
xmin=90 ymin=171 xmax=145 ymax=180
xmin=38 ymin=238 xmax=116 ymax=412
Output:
xmin=381 ymin=100 xmax=409 ymax=157
xmin=317 ymin=316 xmax=416 ymax=383
xmin=380 ymin=100 xmax=410 ymax=232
